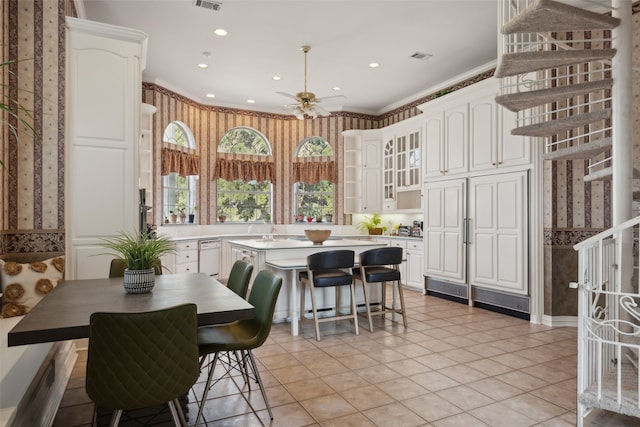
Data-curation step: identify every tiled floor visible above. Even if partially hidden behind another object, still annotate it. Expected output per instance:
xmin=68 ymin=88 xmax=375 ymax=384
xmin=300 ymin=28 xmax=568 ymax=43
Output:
xmin=51 ymin=288 xmax=620 ymax=426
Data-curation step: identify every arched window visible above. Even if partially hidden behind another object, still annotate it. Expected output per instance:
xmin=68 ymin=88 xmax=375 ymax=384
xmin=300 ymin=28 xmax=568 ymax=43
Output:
xmin=214 ymin=127 xmax=273 ymax=222
xmin=161 ymin=121 xmax=198 ymax=223
xmin=293 ymin=137 xmax=334 ymax=223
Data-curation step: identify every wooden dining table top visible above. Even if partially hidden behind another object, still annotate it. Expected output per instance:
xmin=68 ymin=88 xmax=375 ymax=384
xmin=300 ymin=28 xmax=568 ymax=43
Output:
xmin=7 ymin=273 xmax=254 ymax=347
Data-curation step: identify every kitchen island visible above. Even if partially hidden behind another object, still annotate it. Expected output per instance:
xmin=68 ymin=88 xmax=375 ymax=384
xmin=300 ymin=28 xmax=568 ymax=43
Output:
xmin=228 ymin=238 xmax=387 ymax=335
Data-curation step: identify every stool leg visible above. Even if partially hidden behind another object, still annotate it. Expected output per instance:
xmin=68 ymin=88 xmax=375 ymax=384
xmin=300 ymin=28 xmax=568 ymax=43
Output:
xmin=360 ymin=277 xmax=374 ymax=332
xmin=381 ymin=281 xmax=387 ymax=321
xmin=396 ymin=279 xmax=408 ymax=327
xmin=299 ymin=280 xmax=306 ymax=333
xmin=309 ymin=282 xmax=321 ymax=341
xmin=349 ymin=280 xmax=359 ymax=335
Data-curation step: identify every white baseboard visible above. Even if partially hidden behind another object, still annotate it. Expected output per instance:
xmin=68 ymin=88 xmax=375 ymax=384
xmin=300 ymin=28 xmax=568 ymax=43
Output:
xmin=542 ymin=314 xmax=578 ymax=327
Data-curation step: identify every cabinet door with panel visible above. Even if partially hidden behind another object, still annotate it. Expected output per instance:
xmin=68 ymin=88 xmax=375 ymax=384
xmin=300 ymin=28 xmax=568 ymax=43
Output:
xmin=382 ymin=137 xmax=395 ymax=211
xmin=424 ymin=105 xmax=468 ymax=178
xmin=468 ymin=171 xmax=528 ymax=294
xmin=361 ymin=138 xmax=382 ymax=213
xmin=405 ymin=240 xmax=424 ymax=291
xmin=423 ymin=179 xmax=466 ymax=283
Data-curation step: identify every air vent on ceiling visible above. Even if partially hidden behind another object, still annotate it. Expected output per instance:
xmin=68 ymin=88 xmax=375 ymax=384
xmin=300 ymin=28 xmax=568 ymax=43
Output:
xmin=410 ymin=52 xmax=432 ymax=61
xmin=193 ymin=0 xmax=222 ymax=12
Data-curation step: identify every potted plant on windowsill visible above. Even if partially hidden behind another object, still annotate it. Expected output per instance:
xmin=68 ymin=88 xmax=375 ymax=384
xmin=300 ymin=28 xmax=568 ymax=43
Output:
xmin=99 ymin=231 xmax=175 ymax=294
xmin=356 ymin=213 xmax=385 ymax=235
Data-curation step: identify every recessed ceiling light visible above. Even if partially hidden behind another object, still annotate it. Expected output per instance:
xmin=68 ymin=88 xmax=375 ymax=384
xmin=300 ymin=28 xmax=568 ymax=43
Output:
xmin=332 ymin=87 xmax=341 ymax=91
xmin=205 ymin=93 xmax=215 ymax=98
xmin=272 ymin=76 xmax=281 ymax=81
xmin=199 ymin=51 xmax=211 ymax=69
xmin=247 ymin=99 xmax=255 ymax=104
xmin=369 ymin=62 xmax=380 ymax=68
xmin=214 ymin=28 xmax=227 ymax=36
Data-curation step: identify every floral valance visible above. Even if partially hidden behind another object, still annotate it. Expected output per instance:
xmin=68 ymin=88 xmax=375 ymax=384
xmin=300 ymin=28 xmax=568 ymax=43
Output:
xmin=292 ymin=156 xmax=335 ymax=184
xmin=213 ymin=153 xmax=275 ymax=184
xmin=161 ymin=146 xmax=200 ymax=177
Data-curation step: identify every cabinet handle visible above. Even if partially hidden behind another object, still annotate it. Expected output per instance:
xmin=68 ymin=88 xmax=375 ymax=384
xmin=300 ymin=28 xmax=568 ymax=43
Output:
xmin=492 ymin=162 xmax=496 ymax=166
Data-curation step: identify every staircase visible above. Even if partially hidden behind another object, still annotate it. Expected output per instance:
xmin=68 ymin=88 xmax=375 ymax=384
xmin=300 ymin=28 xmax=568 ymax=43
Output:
xmin=497 ymin=1 xmax=640 ymax=424
xmin=495 ymin=0 xmax=619 ymax=181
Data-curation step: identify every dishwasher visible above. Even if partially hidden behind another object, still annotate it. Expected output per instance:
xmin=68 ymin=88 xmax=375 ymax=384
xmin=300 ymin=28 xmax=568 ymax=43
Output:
xmin=198 ymin=239 xmax=220 ymax=277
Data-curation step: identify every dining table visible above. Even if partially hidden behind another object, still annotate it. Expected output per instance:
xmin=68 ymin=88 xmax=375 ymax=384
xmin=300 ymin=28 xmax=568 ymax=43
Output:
xmin=7 ymin=272 xmax=255 ymax=347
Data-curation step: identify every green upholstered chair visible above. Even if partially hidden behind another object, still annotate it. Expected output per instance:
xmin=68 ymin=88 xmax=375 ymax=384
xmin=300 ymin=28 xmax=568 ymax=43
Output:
xmin=108 ymin=258 xmax=162 ymax=278
xmin=353 ymin=246 xmax=407 ymax=332
xmin=195 ymin=270 xmax=282 ymax=425
xmin=298 ymin=250 xmax=359 ymax=341
xmin=86 ymin=304 xmax=200 ymax=427
xmin=226 ymin=260 xmax=253 ymax=299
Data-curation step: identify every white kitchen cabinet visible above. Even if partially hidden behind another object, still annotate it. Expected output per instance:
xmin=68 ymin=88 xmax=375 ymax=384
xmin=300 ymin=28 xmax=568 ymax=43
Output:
xmin=342 ymin=130 xmax=382 ymax=213
xmin=382 ymin=137 xmax=395 ymax=211
xmin=423 ymin=102 xmax=468 ymax=178
xmin=65 ymin=18 xmax=147 ymax=280
xmin=174 ymin=240 xmax=199 ymax=274
xmin=395 ymin=128 xmax=421 ymax=190
xmin=423 ymin=179 xmax=467 ymax=283
xmin=468 ymin=82 xmax=530 ymax=172
xmin=468 ymin=171 xmax=528 ymax=294
xmin=405 ymin=240 xmax=424 ymax=292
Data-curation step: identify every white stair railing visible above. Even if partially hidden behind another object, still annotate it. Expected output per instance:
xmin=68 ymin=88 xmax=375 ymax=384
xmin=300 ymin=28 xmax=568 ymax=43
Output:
xmin=573 ymin=215 xmax=640 ymax=425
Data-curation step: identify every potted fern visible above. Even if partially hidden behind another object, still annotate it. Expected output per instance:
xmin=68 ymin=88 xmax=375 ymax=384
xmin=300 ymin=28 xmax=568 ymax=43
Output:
xmin=100 ymin=231 xmax=175 ymax=294
xmin=356 ymin=213 xmax=385 ymax=235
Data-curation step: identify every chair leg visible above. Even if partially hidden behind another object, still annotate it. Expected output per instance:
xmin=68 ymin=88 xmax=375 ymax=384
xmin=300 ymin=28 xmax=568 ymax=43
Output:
xmin=174 ymin=398 xmax=188 ymax=427
xmin=246 ymin=350 xmax=273 ymax=420
xmin=349 ymin=281 xmax=359 ymax=336
xmin=309 ymin=282 xmax=321 ymax=341
xmin=109 ymin=409 xmax=122 ymax=427
xmin=381 ymin=281 xmax=387 ymax=321
xmin=167 ymin=399 xmax=183 ymax=426
xmin=396 ymin=279 xmax=408 ymax=327
xmin=360 ymin=278 xmax=374 ymax=332
xmin=195 ymin=352 xmax=220 ymax=427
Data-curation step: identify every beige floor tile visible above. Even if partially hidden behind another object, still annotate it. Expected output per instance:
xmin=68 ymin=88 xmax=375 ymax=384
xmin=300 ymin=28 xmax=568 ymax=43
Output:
xmin=270 ymin=365 xmax=317 ymax=384
xmin=260 ymin=352 xmax=303 ymax=370
xmin=320 ymin=412 xmax=377 ymax=427
xmin=464 ymin=358 xmax=513 ymax=376
xmin=501 ymin=393 xmax=566 ymax=423
xmin=367 ymin=347 xmax=407 ymax=363
xmin=321 ymin=370 xmax=372 ymax=393
xmin=436 ymin=385 xmax=495 ymax=411
xmin=285 ymin=378 xmax=335 ymax=401
xmin=438 ymin=364 xmax=488 ymax=384
xmin=432 ymin=412 xmax=490 ymax=427
xmin=467 ymin=377 xmax=525 ymax=401
xmin=321 ymin=343 xmax=361 ymax=358
xmin=339 ymin=384 xmax=395 ymax=411
xmin=520 ymin=363 xmax=575 ymax=384
xmin=260 ymin=402 xmax=316 ymax=426
xmin=414 ymin=353 xmax=460 ymax=370
xmin=530 ymin=383 xmax=578 ymax=411
xmin=362 ymin=402 xmax=426 ymax=427
xmin=355 ymin=364 xmax=403 ymax=384
xmin=305 ymin=358 xmax=350 ymax=377
xmin=402 ymin=392 xmax=464 ymax=422
xmin=301 ymin=393 xmax=357 ymax=421
xmin=469 ymin=402 xmax=537 ymax=427
xmin=338 ymin=353 xmax=379 ymax=370
xmin=385 ymin=358 xmax=432 ymax=376
xmin=409 ymin=371 xmax=460 ymax=392
xmin=439 ymin=348 xmax=484 ymax=364
xmin=376 ymin=377 xmax=430 ymax=400
xmin=495 ymin=370 xmax=549 ymax=392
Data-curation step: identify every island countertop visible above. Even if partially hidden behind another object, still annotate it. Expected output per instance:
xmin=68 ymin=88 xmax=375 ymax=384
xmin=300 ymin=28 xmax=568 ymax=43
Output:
xmin=227 ymin=237 xmax=386 ymax=251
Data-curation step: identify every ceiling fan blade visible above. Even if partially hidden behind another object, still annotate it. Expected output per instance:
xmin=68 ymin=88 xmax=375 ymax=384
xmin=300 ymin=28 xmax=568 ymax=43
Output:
xmin=315 ymin=94 xmax=347 ymax=103
xmin=276 ymin=91 xmax=299 ymax=101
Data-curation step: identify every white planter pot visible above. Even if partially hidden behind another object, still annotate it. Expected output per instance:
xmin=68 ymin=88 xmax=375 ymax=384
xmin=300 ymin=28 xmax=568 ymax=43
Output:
xmin=123 ymin=268 xmax=155 ymax=294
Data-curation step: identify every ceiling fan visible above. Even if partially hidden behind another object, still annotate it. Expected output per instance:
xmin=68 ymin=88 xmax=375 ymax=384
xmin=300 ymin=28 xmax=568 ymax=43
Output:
xmin=277 ymin=45 xmax=346 ymax=119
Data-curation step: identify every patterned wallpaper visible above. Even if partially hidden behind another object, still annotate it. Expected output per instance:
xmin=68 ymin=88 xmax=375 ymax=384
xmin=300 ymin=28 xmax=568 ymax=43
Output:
xmin=2 ymin=1 xmax=638 ymax=253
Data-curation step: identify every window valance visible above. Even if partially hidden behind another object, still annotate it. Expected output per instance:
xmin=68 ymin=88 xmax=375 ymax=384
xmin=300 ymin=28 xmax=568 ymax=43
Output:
xmin=161 ymin=145 xmax=200 ymax=177
xmin=213 ymin=153 xmax=275 ymax=184
xmin=292 ymin=157 xmax=335 ymax=184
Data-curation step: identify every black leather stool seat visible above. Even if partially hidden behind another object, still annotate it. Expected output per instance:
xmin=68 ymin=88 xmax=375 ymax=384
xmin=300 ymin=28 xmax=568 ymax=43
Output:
xmin=299 ymin=269 xmax=353 ymax=287
xmin=354 ymin=247 xmax=408 ymax=332
xmin=299 ymin=250 xmax=359 ymax=341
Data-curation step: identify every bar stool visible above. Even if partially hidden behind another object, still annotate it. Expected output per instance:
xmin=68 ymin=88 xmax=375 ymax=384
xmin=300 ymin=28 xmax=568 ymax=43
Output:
xmin=299 ymin=250 xmax=359 ymax=341
xmin=354 ymin=246 xmax=407 ymax=332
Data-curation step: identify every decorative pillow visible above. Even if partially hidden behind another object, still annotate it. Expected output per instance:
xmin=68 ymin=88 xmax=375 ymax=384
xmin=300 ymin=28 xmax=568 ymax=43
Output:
xmin=0 ymin=256 xmax=65 ymax=318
